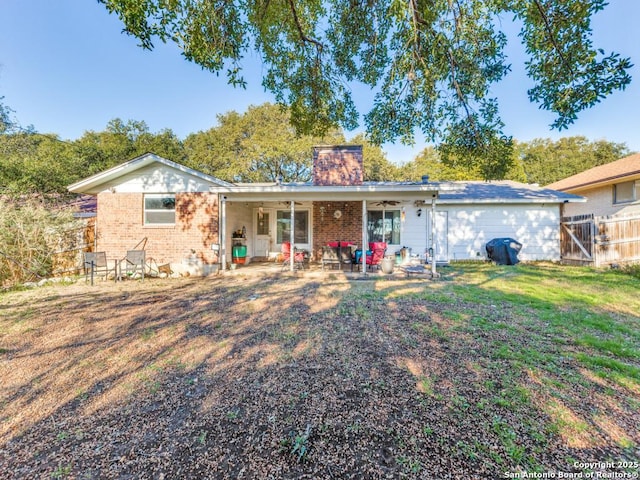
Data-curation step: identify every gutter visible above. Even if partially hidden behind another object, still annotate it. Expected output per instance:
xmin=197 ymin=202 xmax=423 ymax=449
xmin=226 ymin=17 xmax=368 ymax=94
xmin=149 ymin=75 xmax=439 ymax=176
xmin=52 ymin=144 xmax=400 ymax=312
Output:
xmin=434 ymin=197 xmax=586 ymax=205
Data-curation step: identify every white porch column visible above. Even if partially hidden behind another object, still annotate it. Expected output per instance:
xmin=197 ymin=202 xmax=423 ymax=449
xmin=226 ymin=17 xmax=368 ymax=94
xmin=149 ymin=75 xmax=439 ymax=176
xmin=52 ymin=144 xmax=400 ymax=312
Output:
xmin=290 ymin=200 xmax=295 ymax=272
xmin=361 ymin=199 xmax=367 ymax=274
xmin=221 ymin=195 xmax=227 ymax=271
xmin=431 ymin=197 xmax=437 ymax=277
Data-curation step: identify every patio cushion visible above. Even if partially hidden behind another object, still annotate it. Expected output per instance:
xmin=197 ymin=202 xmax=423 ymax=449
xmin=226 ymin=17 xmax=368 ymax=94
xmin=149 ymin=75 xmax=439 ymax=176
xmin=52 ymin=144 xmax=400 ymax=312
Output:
xmin=327 ymin=241 xmax=355 ymax=248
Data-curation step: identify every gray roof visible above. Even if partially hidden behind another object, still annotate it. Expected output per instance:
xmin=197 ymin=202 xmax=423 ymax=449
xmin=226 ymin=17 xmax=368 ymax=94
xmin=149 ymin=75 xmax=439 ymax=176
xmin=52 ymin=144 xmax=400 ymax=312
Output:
xmin=244 ymin=180 xmax=583 ymax=204
xmin=431 ymin=180 xmax=584 ymax=204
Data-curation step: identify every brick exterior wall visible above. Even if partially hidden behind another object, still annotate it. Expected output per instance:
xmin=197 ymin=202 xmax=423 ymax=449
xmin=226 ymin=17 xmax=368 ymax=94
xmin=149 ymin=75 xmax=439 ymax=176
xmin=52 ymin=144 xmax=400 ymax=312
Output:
xmin=312 ymin=145 xmax=363 ymax=186
xmin=312 ymin=201 xmax=363 ymax=259
xmin=96 ymin=192 xmax=219 ymax=265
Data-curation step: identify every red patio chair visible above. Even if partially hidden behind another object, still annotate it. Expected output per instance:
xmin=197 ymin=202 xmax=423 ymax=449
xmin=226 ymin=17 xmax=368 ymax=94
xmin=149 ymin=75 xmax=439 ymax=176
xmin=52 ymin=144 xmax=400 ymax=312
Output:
xmin=281 ymin=241 xmax=306 ymax=271
xmin=366 ymin=242 xmax=387 ymax=271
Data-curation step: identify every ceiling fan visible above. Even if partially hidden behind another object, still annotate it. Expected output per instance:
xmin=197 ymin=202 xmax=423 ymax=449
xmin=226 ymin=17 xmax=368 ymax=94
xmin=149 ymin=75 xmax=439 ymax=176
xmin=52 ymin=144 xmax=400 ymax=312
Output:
xmin=372 ymin=200 xmax=400 ymax=207
xmin=279 ymin=201 xmax=303 ymax=206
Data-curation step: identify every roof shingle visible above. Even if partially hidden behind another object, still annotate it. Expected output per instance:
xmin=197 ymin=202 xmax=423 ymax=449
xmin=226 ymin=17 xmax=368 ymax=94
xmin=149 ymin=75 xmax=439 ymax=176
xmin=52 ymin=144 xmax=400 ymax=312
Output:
xmin=436 ymin=180 xmax=582 ymax=203
xmin=546 ymin=153 xmax=640 ymax=192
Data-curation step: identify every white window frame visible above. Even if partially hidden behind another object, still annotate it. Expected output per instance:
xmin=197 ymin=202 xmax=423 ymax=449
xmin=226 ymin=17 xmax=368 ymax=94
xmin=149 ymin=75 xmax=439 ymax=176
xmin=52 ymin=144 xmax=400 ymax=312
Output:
xmin=143 ymin=193 xmax=176 ymax=225
xmin=613 ymin=181 xmax=636 ymax=205
xmin=367 ymin=209 xmax=401 ymax=246
xmin=276 ymin=209 xmax=310 ymax=245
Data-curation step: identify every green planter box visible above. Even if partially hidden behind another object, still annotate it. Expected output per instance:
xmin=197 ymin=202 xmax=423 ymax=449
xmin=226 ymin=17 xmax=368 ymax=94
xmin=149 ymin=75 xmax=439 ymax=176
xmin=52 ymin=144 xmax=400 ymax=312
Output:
xmin=232 ymin=245 xmax=247 ymax=264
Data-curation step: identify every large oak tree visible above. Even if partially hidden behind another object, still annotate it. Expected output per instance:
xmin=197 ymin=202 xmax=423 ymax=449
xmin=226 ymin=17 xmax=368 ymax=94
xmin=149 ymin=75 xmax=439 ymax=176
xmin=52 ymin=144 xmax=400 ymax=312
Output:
xmin=184 ymin=103 xmax=343 ymax=182
xmin=99 ymin=0 xmax=631 ymax=157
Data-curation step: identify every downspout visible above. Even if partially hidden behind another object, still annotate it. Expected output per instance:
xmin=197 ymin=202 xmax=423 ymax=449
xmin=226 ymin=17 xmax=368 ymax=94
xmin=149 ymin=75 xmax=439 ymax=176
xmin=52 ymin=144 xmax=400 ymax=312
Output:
xmin=220 ymin=195 xmax=227 ymax=271
xmin=290 ymin=200 xmax=295 ymax=272
xmin=362 ymin=200 xmax=367 ymax=275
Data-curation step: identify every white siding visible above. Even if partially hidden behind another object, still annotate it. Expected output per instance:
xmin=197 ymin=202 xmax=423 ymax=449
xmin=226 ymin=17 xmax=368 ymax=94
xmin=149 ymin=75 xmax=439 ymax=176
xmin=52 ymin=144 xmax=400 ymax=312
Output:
xmin=397 ymin=203 xmax=561 ymax=261
xmin=96 ymin=164 xmax=215 ymax=193
xmin=441 ymin=204 xmax=561 ymax=261
xmin=398 ymin=204 xmax=428 ymax=257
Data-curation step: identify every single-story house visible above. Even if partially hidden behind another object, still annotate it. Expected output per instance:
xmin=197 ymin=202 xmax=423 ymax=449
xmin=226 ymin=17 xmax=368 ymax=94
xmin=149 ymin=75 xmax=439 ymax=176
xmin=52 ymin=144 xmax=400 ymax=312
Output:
xmin=67 ymin=146 xmax=582 ymax=274
xmin=546 ymin=153 xmax=640 ymax=217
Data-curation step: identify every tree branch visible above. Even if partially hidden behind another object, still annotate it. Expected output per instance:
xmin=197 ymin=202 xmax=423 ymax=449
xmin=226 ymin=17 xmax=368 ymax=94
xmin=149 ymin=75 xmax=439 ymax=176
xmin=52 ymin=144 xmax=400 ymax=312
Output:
xmin=287 ymin=0 xmax=323 ymax=52
xmin=532 ymin=0 xmax=574 ymax=76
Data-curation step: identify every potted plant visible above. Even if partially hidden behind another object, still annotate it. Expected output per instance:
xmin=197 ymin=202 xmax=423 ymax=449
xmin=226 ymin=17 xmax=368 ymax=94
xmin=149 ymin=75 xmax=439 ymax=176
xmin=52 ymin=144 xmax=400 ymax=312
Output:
xmin=380 ymin=256 xmax=395 ymax=274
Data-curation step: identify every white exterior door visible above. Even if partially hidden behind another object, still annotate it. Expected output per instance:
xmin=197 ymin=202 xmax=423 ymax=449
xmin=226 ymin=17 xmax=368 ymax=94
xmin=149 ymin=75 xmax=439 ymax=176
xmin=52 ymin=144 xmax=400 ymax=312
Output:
xmin=427 ymin=210 xmax=449 ymax=261
xmin=253 ymin=209 xmax=273 ymax=257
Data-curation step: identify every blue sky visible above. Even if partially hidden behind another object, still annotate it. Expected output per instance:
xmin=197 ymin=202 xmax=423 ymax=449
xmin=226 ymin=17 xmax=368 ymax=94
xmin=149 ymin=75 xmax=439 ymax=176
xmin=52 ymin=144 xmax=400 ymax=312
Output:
xmin=1 ymin=0 xmax=639 ymax=164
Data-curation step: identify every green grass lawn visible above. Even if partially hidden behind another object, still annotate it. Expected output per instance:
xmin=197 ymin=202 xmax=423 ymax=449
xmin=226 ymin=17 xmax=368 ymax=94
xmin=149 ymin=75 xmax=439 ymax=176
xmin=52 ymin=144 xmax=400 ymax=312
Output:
xmin=442 ymin=263 xmax=640 ymax=384
xmin=391 ymin=263 xmax=639 ymax=447
xmin=0 ymin=262 xmax=638 ymax=478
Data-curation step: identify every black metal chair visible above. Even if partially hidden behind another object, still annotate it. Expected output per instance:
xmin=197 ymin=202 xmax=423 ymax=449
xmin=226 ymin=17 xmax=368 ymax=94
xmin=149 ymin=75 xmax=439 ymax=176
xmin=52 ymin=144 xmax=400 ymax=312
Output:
xmin=322 ymin=243 xmax=355 ymax=270
xmin=321 ymin=246 xmax=340 ymax=270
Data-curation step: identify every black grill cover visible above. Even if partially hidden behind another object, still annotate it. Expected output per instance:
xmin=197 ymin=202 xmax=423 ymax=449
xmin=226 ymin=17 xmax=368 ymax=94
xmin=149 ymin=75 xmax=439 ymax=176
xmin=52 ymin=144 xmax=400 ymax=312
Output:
xmin=486 ymin=238 xmax=522 ymax=265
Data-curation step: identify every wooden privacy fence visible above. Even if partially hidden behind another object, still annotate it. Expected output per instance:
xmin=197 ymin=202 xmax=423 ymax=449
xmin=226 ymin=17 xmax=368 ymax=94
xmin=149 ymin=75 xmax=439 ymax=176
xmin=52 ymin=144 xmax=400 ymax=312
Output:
xmin=0 ymin=218 xmax=95 ymax=288
xmin=560 ymin=213 xmax=640 ymax=267
xmin=50 ymin=218 xmax=95 ymax=276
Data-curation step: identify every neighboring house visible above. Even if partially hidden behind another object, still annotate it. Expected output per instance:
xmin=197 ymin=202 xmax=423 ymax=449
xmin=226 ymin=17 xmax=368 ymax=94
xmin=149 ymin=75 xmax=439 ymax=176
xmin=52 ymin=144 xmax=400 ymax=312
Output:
xmin=68 ymin=146 xmax=582 ymax=274
xmin=546 ymin=153 xmax=640 ymax=217
xmin=546 ymin=154 xmax=640 ymax=266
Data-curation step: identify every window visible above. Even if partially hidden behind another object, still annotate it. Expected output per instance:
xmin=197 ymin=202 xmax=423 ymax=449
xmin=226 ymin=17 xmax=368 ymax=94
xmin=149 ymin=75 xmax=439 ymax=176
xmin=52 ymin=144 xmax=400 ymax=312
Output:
xmin=613 ymin=181 xmax=636 ymax=204
xmin=144 ymin=194 xmax=176 ymax=225
xmin=277 ymin=210 xmax=309 ymax=244
xmin=256 ymin=212 xmax=270 ymax=236
xmin=368 ymin=210 xmax=400 ymax=244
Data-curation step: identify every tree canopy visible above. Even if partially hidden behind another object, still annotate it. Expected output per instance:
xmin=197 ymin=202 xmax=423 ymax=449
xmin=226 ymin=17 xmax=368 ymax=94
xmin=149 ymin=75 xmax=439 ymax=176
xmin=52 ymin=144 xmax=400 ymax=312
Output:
xmin=99 ymin=0 xmax=632 ymax=154
xmin=399 ymin=135 xmax=630 ymax=185
xmin=516 ymin=136 xmax=630 ymax=185
xmin=0 ymin=96 xmax=14 ymax=134
xmin=184 ymin=104 xmax=400 ymax=183
xmin=0 ymin=118 xmax=186 ymax=195
xmin=75 ymin=118 xmax=186 ymax=176
xmin=349 ymin=133 xmax=402 ymax=182
xmin=184 ymin=103 xmax=343 ymax=183
xmin=0 ymin=98 xmax=631 ymax=195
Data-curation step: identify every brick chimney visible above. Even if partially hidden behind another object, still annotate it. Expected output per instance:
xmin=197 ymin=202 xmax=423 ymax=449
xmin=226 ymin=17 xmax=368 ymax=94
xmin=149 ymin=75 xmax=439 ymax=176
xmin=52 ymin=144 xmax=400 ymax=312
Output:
xmin=312 ymin=145 xmax=363 ymax=186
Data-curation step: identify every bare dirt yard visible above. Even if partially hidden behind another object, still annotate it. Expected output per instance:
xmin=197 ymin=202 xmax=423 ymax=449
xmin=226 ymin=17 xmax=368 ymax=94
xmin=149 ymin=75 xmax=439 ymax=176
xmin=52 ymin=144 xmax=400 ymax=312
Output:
xmin=0 ymin=263 xmax=638 ymax=479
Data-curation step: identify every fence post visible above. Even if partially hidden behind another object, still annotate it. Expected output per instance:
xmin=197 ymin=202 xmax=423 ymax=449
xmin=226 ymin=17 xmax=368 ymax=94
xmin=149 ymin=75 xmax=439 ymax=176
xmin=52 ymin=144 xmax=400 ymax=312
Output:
xmin=592 ymin=218 xmax=599 ymax=267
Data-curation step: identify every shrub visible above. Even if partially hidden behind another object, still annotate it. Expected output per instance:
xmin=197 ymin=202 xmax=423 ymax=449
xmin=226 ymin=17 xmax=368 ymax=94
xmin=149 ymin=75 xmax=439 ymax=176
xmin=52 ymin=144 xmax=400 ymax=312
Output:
xmin=0 ymin=198 xmax=77 ymax=287
xmin=621 ymin=262 xmax=640 ymax=280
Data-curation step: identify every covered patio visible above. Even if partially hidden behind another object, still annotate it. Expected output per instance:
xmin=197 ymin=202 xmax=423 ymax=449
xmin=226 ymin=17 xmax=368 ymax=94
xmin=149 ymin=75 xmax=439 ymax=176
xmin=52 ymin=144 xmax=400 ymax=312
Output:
xmin=216 ymin=183 xmax=442 ymax=276
xmin=216 ymin=255 xmax=440 ymax=279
